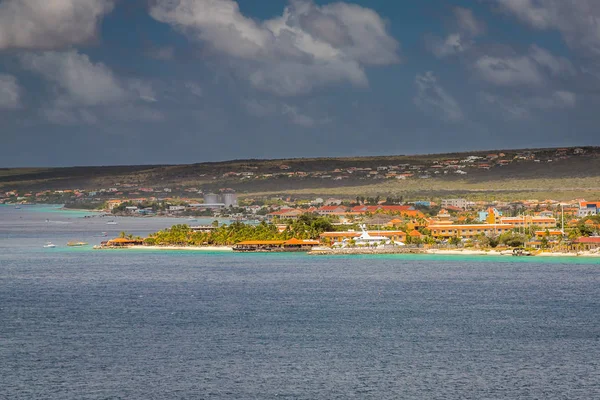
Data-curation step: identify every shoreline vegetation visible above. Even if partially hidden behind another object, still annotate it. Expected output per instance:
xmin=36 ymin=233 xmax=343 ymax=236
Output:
xmin=95 ymin=220 xmax=600 ymax=257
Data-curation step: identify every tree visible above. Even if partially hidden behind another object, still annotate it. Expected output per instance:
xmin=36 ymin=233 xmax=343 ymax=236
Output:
xmin=449 ymin=236 xmax=462 ymax=246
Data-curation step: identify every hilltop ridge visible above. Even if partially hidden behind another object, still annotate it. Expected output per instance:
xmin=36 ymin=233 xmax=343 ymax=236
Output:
xmin=1 ymin=146 xmax=600 ymax=200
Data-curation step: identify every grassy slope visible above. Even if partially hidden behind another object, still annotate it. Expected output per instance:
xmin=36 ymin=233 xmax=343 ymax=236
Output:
xmin=1 ymin=148 xmax=600 ymax=200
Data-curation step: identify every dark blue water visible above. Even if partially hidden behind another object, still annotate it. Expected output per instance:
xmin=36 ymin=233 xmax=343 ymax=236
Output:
xmin=1 ymin=206 xmax=600 ymax=399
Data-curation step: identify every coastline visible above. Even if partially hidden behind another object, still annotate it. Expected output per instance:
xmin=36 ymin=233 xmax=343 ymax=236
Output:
xmin=427 ymin=249 xmax=600 ymax=257
xmin=97 ymin=245 xmax=234 ymax=252
xmin=90 ymin=244 xmax=600 ymax=259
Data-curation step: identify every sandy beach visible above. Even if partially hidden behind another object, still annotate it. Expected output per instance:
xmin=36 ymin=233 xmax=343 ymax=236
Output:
xmin=428 ymin=249 xmax=600 ymax=257
xmin=98 ymin=245 xmax=234 ymax=252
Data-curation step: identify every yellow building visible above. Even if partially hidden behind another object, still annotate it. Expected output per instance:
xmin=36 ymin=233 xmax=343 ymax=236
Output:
xmin=428 ymin=223 xmax=514 ymax=239
xmin=499 ymin=216 xmax=556 ymax=228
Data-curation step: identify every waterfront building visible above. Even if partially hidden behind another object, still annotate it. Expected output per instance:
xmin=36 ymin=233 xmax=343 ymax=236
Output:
xmin=428 ymin=223 xmax=514 ymax=239
xmin=320 ymin=230 xmax=407 ymax=244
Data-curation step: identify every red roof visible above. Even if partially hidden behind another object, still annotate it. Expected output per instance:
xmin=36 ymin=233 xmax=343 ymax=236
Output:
xmin=350 ymin=205 xmax=415 ymax=213
xmin=318 ymin=206 xmax=347 ymax=212
xmin=575 ymin=237 xmax=600 ymax=243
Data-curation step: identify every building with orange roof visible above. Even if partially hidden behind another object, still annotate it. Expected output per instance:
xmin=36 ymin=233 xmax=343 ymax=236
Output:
xmin=320 ymin=230 xmax=406 ymax=244
xmin=408 ymin=230 xmax=423 ymax=238
xmin=267 ymin=209 xmax=304 ymax=220
xmin=578 ymin=201 xmax=600 ymax=217
xmin=499 ymin=216 xmax=556 ymax=228
xmin=233 ymin=238 xmax=319 ymax=252
xmin=428 ymin=223 xmax=514 ymax=239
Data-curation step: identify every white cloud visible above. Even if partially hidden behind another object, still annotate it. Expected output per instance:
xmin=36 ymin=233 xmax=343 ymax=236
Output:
xmin=428 ymin=7 xmax=485 ymax=59
xmin=429 ymin=33 xmax=471 ymax=58
xmin=243 ymin=98 xmax=325 ymax=127
xmin=0 ymin=74 xmax=21 ymax=109
xmin=0 ymin=0 xmax=115 ymax=50
xmin=481 ymin=93 xmax=530 ymax=120
xmin=496 ymin=0 xmax=600 ymax=54
xmin=528 ymin=90 xmax=577 ymax=110
xmin=473 ymin=45 xmax=573 ymax=86
xmin=482 ymin=90 xmax=576 ymax=120
xmin=474 ymin=54 xmax=543 ymax=86
xmin=454 ymin=7 xmax=486 ymax=36
xmin=149 ymin=0 xmax=400 ymax=96
xmin=20 ymin=51 xmax=126 ymax=106
xmin=185 ymin=82 xmax=203 ymax=97
xmin=282 ymin=104 xmax=315 ymax=127
xmin=20 ymin=50 xmax=159 ymax=124
xmin=414 ymin=71 xmax=463 ymax=122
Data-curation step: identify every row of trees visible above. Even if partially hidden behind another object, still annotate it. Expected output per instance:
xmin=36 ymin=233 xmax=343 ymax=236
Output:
xmin=142 ymin=215 xmax=339 ymax=246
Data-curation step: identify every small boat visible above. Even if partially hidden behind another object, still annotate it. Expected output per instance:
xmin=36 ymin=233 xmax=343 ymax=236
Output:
xmin=188 ymin=217 xmax=198 ymax=221
xmin=43 ymin=242 xmax=56 ymax=248
xmin=67 ymin=241 xmax=88 ymax=247
xmin=513 ymin=248 xmax=532 ymax=256
xmin=15 ymin=206 xmax=21 ymax=209
xmin=94 ymin=232 xmax=108 ymax=237
xmin=106 ymin=221 xmax=118 ymax=225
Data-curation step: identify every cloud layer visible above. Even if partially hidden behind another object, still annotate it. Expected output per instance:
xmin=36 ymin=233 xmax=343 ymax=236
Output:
xmin=0 ymin=0 xmax=115 ymax=50
xmin=414 ymin=72 xmax=463 ymax=122
xmin=0 ymin=74 xmax=21 ymax=109
xmin=149 ymin=0 xmax=400 ymax=95
xmin=20 ymin=50 xmax=159 ymax=124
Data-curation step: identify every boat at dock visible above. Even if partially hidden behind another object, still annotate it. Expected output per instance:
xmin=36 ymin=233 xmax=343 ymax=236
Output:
xmin=513 ymin=248 xmax=532 ymax=256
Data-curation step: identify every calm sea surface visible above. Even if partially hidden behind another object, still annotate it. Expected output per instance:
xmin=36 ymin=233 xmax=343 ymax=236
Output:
xmin=1 ymin=205 xmax=599 ymax=399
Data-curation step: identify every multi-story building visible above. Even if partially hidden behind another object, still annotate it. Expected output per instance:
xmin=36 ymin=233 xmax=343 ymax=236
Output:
xmin=441 ymin=198 xmax=469 ymax=210
xmin=577 ymin=201 xmax=600 ymax=217
xmin=499 ymin=216 xmax=557 ymax=228
xmin=428 ymin=223 xmax=514 ymax=239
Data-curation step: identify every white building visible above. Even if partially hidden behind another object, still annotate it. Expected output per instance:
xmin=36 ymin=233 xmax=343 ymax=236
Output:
xmin=441 ymin=198 xmax=469 ymax=210
xmin=222 ymin=192 xmax=238 ymax=208
xmin=577 ymin=201 xmax=599 ymax=217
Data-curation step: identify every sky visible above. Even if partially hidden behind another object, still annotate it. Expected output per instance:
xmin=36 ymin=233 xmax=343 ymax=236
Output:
xmin=1 ymin=0 xmax=600 ymax=167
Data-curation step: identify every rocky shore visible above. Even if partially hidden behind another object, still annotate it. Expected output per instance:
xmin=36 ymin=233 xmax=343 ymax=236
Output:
xmin=308 ymin=247 xmax=426 ymax=255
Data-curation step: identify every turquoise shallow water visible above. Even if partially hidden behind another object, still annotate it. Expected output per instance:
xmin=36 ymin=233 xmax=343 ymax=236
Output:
xmin=1 ymin=206 xmax=600 ymax=399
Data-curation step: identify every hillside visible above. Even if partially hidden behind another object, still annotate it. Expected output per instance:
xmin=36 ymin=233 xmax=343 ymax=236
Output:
xmin=2 ymin=146 xmax=600 ymax=200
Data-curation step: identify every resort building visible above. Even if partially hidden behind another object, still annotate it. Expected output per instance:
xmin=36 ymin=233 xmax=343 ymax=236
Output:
xmin=577 ymin=201 xmax=600 ymax=217
xmin=428 ymin=223 xmax=514 ymax=239
xmin=320 ymin=230 xmax=407 ymax=244
xmin=441 ymin=198 xmax=469 ymax=210
xmin=267 ymin=209 xmax=304 ymax=220
xmin=233 ymin=238 xmax=320 ymax=252
xmin=499 ymin=216 xmax=557 ymax=228
xmin=574 ymin=237 xmax=600 ymax=250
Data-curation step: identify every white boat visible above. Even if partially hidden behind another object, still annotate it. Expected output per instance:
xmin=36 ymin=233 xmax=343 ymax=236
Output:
xmin=43 ymin=242 xmax=56 ymax=248
xmin=106 ymin=221 xmax=118 ymax=225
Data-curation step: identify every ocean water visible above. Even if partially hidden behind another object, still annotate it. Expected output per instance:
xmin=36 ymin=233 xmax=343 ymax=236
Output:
xmin=1 ymin=206 xmax=599 ymax=399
